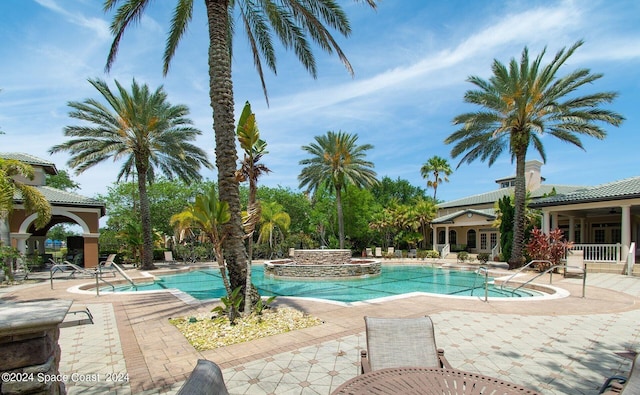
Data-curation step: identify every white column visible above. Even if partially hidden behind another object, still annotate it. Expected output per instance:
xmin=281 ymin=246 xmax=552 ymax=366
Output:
xmin=11 ymin=233 xmax=30 ymax=255
xmin=580 ymin=218 xmax=586 ymax=243
xmin=568 ymin=217 xmax=575 ymax=242
xmin=551 ymin=212 xmax=558 ymax=231
xmin=431 ymin=226 xmax=437 ymax=250
xmin=445 ymin=226 xmax=450 ymax=245
xmin=542 ymin=211 xmax=550 ymax=234
xmin=621 ymin=205 xmax=631 ymax=262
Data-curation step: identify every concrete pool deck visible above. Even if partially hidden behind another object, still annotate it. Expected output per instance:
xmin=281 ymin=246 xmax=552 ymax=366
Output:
xmin=1 ymin=261 xmax=640 ymax=394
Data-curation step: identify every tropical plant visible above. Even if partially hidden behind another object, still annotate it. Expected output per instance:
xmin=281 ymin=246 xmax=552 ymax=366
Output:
xmin=299 ymin=131 xmax=378 ymax=248
xmin=525 ymin=228 xmax=573 ymax=272
xmin=0 ymin=159 xmax=51 ymax=277
xmin=103 ymin=0 xmax=378 ymax=307
xmin=257 ymin=201 xmax=291 ymax=258
xmin=445 ymin=41 xmax=624 ymax=268
xmin=235 ymin=101 xmax=270 ymax=312
xmin=414 ymin=198 xmax=437 ymax=249
xmin=420 ymin=155 xmax=453 ymax=201
xmin=50 ymin=78 xmax=212 ymax=270
xmin=117 ymin=221 xmax=144 ymax=264
xmin=170 ymin=185 xmax=237 ymax=318
xmin=495 ymin=195 xmax=514 ymax=263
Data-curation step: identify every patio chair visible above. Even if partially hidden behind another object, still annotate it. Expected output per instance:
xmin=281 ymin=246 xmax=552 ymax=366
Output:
xmin=564 ymin=250 xmax=585 ymax=277
xmin=164 ymin=251 xmax=177 ymax=264
xmin=360 ymin=316 xmax=451 ymax=374
xmin=600 ymin=353 xmax=640 ymax=394
xmin=51 ymin=261 xmax=96 ymax=278
xmin=176 ymin=359 xmax=229 ymax=395
xmin=98 ymin=254 xmax=117 ymax=277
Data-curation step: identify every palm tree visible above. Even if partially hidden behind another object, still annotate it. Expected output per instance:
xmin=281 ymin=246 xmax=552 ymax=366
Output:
xmin=0 ymin=159 xmax=51 ymax=277
xmin=50 ymin=78 xmax=212 ymax=270
xmin=413 ymin=197 xmax=437 ymax=249
xmin=170 ymin=185 xmax=236 ymax=319
xmin=257 ymin=201 xmax=291 ymax=257
xmin=445 ymin=41 xmax=624 ymax=268
xmin=420 ymin=155 xmax=452 ymax=201
xmin=235 ymin=101 xmax=270 ymax=312
xmin=299 ymin=131 xmax=378 ymax=248
xmin=103 ymin=0 xmax=378 ymax=296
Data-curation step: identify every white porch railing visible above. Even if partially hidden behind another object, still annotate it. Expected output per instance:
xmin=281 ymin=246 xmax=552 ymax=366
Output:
xmin=490 ymin=243 xmax=500 ymax=261
xmin=440 ymin=244 xmax=450 ymax=258
xmin=569 ymin=243 xmax=621 ymax=262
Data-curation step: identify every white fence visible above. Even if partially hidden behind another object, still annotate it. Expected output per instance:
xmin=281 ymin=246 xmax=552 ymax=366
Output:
xmin=569 ymin=243 xmax=621 ymax=262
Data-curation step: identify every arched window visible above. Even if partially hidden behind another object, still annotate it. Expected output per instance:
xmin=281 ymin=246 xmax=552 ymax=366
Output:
xmin=467 ymin=229 xmax=476 ymax=249
xmin=449 ymin=230 xmax=457 ymax=245
xmin=438 ymin=230 xmax=446 ymax=245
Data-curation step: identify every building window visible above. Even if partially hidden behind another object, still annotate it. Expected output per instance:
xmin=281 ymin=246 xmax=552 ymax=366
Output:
xmin=480 ymin=233 xmax=487 ymax=250
xmin=438 ymin=230 xmax=446 ymax=245
xmin=490 ymin=233 xmax=497 ymax=249
xmin=467 ymin=230 xmax=476 ymax=249
xmin=449 ymin=230 xmax=457 ymax=245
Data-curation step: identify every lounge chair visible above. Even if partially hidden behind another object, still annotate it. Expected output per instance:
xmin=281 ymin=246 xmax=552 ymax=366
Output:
xmin=360 ymin=316 xmax=451 ymax=374
xmin=51 ymin=261 xmax=96 ymax=278
xmin=564 ymin=250 xmax=585 ymax=277
xmin=164 ymin=251 xmax=177 ymax=264
xmin=600 ymin=353 xmax=640 ymax=394
xmin=98 ymin=254 xmax=117 ymax=277
xmin=176 ymin=359 xmax=229 ymax=395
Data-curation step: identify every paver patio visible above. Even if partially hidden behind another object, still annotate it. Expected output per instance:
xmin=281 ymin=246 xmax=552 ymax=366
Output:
xmin=1 ymin=263 xmax=639 ymax=394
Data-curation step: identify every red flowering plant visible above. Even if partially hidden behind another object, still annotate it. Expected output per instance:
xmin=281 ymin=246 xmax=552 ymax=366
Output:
xmin=525 ymin=228 xmax=573 ymax=272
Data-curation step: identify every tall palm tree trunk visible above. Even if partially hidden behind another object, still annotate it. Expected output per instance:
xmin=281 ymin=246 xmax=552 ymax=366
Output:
xmin=136 ymin=164 xmax=156 ymax=270
xmin=336 ymin=186 xmax=345 ymax=249
xmin=510 ymin=150 xmax=527 ymax=268
xmin=206 ymin=0 xmax=252 ymax=302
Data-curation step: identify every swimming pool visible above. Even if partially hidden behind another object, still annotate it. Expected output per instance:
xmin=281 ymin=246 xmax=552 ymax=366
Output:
xmin=108 ymin=265 xmax=542 ymax=302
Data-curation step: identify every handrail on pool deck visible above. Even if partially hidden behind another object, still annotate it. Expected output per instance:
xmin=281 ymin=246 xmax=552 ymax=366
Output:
xmin=471 ymin=267 xmax=489 ymax=302
xmin=500 ymin=260 xmax=586 ymax=298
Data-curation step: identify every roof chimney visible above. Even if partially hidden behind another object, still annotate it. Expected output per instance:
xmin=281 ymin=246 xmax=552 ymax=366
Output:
xmin=525 ymin=160 xmax=543 ymax=191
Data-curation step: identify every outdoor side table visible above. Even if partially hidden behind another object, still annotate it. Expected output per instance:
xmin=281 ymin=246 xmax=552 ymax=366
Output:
xmin=332 ymin=367 xmax=541 ymax=395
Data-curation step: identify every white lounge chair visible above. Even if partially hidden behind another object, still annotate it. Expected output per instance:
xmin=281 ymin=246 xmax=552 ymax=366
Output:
xmin=98 ymin=254 xmax=117 ymax=277
xmin=360 ymin=316 xmax=451 ymax=374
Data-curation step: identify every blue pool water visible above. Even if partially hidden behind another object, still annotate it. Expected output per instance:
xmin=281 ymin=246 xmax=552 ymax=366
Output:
xmin=111 ymin=265 xmax=539 ymax=302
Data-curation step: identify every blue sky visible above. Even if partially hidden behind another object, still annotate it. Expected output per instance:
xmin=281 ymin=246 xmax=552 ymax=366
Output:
xmin=1 ymin=0 xmax=639 ymax=203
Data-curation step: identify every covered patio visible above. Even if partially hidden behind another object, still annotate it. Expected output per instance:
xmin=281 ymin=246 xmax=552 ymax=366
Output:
xmin=530 ymin=176 xmax=640 ymax=273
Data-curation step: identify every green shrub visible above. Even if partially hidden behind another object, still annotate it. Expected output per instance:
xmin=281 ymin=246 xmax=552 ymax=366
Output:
xmin=456 ymin=251 xmax=469 ymax=263
xmin=418 ymin=250 xmax=440 ymax=259
xmin=477 ymin=253 xmax=490 ymax=263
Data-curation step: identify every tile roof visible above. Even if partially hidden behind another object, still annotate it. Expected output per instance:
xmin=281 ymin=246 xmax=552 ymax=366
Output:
xmin=437 ymin=184 xmax=584 ymax=209
xmin=0 ymin=152 xmax=58 ymax=174
xmin=529 ymin=176 xmax=640 ymax=207
xmin=431 ymin=208 xmax=496 ymax=224
xmin=14 ymin=186 xmax=105 ymax=215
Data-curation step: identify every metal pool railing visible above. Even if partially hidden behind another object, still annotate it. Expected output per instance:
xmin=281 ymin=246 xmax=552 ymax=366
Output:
xmin=500 ymin=260 xmax=586 ymax=298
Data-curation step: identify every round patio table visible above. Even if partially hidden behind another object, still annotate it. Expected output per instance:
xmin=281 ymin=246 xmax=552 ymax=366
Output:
xmin=331 ymin=367 xmax=541 ymax=395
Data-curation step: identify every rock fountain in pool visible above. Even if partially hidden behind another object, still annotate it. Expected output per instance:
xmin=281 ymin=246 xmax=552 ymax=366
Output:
xmin=263 ymin=249 xmax=381 ymax=278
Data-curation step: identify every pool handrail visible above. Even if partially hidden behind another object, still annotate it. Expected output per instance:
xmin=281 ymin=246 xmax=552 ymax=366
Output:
xmin=499 ymin=260 xmax=551 ymax=292
xmin=471 ymin=267 xmax=490 ymax=302
xmin=98 ymin=262 xmax=137 ymax=293
xmin=500 ymin=260 xmax=586 ymax=298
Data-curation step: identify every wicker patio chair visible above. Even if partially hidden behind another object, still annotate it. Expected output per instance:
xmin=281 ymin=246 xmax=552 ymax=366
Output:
xmin=360 ymin=316 xmax=451 ymax=374
xmin=600 ymin=354 xmax=640 ymax=394
xmin=176 ymin=359 xmax=229 ymax=395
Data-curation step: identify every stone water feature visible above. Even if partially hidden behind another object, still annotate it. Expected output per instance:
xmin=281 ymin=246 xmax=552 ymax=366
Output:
xmin=263 ymin=249 xmax=380 ymax=278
